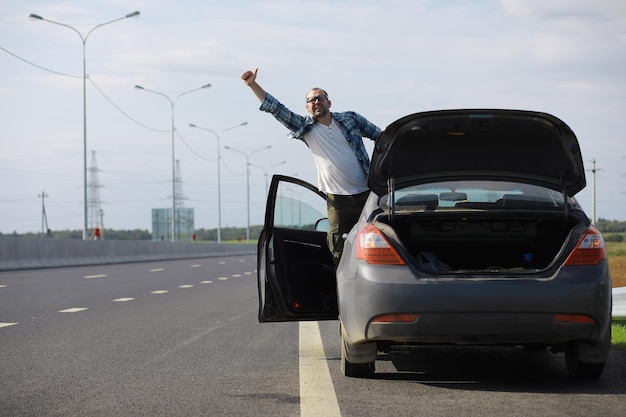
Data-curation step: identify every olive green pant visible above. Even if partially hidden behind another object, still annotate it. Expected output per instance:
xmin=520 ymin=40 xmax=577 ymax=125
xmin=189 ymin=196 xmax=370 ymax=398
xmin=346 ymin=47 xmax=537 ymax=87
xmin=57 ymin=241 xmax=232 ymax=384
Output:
xmin=326 ymin=191 xmax=369 ymax=265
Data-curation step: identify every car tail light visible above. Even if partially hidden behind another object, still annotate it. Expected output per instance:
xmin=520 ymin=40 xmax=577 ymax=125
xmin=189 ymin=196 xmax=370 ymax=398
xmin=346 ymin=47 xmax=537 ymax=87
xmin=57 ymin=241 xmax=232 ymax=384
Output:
xmin=371 ymin=313 xmax=419 ymax=323
xmin=355 ymin=224 xmax=405 ymax=265
xmin=553 ymin=314 xmax=596 ymax=323
xmin=563 ymin=225 xmax=607 ymax=266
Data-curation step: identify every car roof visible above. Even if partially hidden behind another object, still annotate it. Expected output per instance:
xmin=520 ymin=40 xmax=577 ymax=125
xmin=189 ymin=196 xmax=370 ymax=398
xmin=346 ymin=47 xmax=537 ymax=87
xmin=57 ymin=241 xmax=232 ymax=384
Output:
xmin=368 ymin=109 xmax=586 ymax=197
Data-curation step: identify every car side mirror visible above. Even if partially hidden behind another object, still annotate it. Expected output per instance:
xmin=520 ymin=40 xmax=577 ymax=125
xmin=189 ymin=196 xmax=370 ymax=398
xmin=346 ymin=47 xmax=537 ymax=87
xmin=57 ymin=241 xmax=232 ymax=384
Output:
xmin=315 ymin=218 xmax=329 ymax=232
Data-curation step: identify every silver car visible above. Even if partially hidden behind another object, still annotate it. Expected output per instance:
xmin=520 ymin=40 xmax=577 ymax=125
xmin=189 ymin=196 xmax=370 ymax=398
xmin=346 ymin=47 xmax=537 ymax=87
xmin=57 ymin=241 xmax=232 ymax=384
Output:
xmin=257 ymin=109 xmax=612 ymax=379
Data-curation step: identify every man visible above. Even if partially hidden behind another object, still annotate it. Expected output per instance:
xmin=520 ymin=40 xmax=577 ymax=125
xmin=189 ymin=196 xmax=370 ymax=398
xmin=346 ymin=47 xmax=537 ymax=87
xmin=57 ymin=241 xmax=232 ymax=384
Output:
xmin=241 ymin=68 xmax=382 ymax=264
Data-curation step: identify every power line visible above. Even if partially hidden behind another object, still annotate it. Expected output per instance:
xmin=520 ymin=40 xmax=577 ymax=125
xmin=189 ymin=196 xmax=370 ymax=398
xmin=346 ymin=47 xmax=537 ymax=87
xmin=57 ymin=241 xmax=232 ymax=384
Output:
xmin=3 ymin=45 xmax=218 ymax=169
xmin=88 ymin=78 xmax=169 ymax=132
xmin=0 ymin=45 xmax=81 ymax=77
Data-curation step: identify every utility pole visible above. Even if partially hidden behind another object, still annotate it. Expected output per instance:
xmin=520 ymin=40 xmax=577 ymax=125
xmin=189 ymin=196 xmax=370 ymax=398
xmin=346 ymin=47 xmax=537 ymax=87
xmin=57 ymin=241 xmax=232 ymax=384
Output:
xmin=173 ymin=159 xmax=188 ymax=240
xmin=38 ymin=191 xmax=49 ymax=236
xmin=88 ymin=150 xmax=103 ymax=239
xmin=589 ymin=158 xmax=603 ymax=225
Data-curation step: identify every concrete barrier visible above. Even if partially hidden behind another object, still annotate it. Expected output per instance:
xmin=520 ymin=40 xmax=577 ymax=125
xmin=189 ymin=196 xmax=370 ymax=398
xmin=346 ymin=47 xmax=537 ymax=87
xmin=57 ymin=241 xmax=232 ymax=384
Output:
xmin=0 ymin=236 xmax=255 ymax=271
xmin=614 ymin=287 xmax=626 ymax=320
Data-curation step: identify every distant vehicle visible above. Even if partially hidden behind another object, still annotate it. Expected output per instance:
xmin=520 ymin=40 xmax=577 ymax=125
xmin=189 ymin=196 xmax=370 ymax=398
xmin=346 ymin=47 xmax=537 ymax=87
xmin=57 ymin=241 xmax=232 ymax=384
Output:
xmin=257 ymin=109 xmax=612 ymax=378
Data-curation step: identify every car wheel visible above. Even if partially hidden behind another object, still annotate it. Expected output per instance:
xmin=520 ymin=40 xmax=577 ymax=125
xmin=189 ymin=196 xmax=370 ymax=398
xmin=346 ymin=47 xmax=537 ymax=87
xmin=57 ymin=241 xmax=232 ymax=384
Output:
xmin=564 ymin=328 xmax=610 ymax=379
xmin=340 ymin=333 xmax=375 ymax=378
xmin=565 ymin=345 xmax=606 ymax=378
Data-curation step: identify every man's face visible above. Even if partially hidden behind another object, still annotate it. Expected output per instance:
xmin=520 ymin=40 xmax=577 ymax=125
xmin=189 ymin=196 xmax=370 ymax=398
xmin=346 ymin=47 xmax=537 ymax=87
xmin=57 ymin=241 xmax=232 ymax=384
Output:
xmin=305 ymin=89 xmax=331 ymax=118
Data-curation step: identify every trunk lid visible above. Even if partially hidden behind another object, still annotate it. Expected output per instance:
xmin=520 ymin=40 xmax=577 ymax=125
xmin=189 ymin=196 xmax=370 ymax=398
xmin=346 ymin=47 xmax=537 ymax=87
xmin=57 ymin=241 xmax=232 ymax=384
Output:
xmin=368 ymin=109 xmax=585 ymax=197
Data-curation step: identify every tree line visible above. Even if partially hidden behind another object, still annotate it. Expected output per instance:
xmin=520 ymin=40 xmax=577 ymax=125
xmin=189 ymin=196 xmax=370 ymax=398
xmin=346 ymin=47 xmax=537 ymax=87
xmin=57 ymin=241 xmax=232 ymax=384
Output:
xmin=1 ymin=226 xmax=264 ymax=242
xmin=2 ymin=219 xmax=625 ymax=241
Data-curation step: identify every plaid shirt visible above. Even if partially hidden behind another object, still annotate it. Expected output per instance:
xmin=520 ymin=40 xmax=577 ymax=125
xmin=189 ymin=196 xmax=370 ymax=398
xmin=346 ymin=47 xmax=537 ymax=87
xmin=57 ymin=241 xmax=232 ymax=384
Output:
xmin=259 ymin=93 xmax=382 ymax=175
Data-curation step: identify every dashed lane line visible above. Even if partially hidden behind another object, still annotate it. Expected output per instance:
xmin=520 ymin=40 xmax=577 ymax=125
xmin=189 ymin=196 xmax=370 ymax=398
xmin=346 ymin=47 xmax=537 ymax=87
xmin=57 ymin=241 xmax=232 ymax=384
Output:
xmin=299 ymin=321 xmax=342 ymax=417
xmin=2 ymin=269 xmax=252 ymax=323
xmin=84 ymin=274 xmax=107 ymax=279
xmin=59 ymin=307 xmax=88 ymax=313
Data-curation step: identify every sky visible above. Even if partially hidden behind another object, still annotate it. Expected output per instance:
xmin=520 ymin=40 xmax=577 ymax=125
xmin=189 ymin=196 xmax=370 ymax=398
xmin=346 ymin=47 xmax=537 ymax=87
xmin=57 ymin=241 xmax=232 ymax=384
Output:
xmin=1 ymin=0 xmax=625 ymax=235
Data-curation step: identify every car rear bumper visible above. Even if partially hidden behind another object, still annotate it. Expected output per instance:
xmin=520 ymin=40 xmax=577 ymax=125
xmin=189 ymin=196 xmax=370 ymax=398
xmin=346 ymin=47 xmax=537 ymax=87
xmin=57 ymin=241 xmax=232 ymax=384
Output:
xmin=337 ymin=262 xmax=612 ymax=349
xmin=365 ymin=312 xmax=598 ymax=345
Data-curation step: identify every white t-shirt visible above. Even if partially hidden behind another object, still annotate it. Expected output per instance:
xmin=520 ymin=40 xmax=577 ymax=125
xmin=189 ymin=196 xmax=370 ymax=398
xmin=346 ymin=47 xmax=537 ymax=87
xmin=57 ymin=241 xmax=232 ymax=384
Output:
xmin=304 ymin=121 xmax=368 ymax=195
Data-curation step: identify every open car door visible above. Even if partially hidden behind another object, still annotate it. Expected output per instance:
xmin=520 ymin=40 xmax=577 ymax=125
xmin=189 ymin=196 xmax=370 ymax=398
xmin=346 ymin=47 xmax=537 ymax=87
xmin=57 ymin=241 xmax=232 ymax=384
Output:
xmin=257 ymin=175 xmax=338 ymax=322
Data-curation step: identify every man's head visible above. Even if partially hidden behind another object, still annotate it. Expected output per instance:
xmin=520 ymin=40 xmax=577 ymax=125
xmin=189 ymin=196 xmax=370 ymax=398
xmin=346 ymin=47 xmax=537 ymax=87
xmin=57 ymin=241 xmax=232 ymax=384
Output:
xmin=305 ymin=88 xmax=331 ymax=120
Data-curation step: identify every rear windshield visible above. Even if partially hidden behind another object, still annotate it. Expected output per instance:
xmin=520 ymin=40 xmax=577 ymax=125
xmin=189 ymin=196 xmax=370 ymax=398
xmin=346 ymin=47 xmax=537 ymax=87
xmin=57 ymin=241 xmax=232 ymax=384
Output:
xmin=381 ymin=181 xmax=566 ymax=210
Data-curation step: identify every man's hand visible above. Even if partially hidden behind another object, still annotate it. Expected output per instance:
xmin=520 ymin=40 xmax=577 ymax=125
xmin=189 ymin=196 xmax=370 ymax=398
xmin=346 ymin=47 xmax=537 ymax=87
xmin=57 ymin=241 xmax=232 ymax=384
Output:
xmin=241 ymin=68 xmax=258 ymax=85
xmin=241 ymin=68 xmax=266 ymax=103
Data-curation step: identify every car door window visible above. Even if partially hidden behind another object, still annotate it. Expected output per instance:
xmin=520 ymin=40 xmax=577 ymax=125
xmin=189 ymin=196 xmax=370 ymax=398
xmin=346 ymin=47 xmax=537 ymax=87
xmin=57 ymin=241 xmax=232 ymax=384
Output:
xmin=273 ymin=181 xmax=328 ymax=229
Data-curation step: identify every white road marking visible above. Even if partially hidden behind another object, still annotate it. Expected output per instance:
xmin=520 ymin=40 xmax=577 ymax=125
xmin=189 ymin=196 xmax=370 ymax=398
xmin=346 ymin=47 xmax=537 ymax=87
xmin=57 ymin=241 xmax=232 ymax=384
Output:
xmin=218 ymin=261 xmax=226 ymax=265
xmin=84 ymin=274 xmax=107 ymax=279
xmin=151 ymin=290 xmax=168 ymax=294
xmin=149 ymin=268 xmax=164 ymax=272
xmin=113 ymin=298 xmax=135 ymax=302
xmin=232 ymin=274 xmax=242 ymax=278
xmin=201 ymin=281 xmax=213 ymax=284
xmin=299 ymin=321 xmax=341 ymax=417
xmin=59 ymin=307 xmax=88 ymax=313
xmin=218 ymin=277 xmax=229 ymax=281
xmin=0 ymin=285 xmax=7 ymax=288
xmin=244 ymin=272 xmax=253 ymax=275
xmin=0 ymin=323 xmax=18 ymax=328
xmin=179 ymin=285 xmax=194 ymax=288
xmin=190 ymin=264 xmax=201 ymax=268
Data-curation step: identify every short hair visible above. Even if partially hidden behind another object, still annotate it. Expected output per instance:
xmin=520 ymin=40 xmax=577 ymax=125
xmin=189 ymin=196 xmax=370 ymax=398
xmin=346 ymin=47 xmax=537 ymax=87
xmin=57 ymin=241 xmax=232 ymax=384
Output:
xmin=307 ymin=88 xmax=329 ymax=100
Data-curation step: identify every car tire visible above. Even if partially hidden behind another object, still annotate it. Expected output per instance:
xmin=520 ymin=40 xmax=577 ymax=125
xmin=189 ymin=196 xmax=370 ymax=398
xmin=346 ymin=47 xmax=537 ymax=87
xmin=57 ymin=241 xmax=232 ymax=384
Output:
xmin=564 ymin=327 xmax=610 ymax=379
xmin=340 ymin=332 xmax=375 ymax=378
xmin=565 ymin=345 xmax=606 ymax=378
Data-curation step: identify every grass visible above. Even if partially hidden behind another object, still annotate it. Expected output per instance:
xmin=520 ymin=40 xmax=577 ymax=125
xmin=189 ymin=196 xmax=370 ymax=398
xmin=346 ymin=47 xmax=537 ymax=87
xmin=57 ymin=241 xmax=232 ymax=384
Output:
xmin=609 ymin=241 xmax=626 ymax=349
xmin=607 ymin=241 xmax=626 ymax=288
xmin=613 ymin=321 xmax=626 ymax=350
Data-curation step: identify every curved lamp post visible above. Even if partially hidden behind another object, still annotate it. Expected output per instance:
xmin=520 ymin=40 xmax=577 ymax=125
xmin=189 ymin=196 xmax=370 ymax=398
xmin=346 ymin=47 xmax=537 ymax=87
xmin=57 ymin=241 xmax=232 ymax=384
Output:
xmin=29 ymin=11 xmax=141 ymax=240
xmin=249 ymin=160 xmax=286 ymax=196
xmin=224 ymin=145 xmax=271 ymax=243
xmin=135 ymin=84 xmax=211 ymax=242
xmin=188 ymin=122 xmax=247 ymax=243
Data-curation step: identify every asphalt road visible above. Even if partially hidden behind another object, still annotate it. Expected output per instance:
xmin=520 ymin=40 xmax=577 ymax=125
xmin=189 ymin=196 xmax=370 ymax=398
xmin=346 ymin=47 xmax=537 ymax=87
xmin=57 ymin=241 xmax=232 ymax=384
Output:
xmin=1 ymin=256 xmax=625 ymax=417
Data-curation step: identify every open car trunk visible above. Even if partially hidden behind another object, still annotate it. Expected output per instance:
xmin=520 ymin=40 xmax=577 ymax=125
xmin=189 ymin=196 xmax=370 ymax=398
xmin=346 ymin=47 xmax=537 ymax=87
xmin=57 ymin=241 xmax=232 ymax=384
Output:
xmin=374 ymin=210 xmax=589 ymax=272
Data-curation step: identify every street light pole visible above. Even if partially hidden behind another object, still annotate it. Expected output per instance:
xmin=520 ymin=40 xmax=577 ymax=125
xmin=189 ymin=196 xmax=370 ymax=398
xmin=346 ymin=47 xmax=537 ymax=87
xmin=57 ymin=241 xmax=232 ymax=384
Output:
xmin=224 ymin=145 xmax=271 ymax=243
xmin=248 ymin=160 xmax=286 ymax=196
xmin=188 ymin=122 xmax=247 ymax=243
xmin=29 ymin=11 xmax=141 ymax=240
xmin=135 ymin=84 xmax=211 ymax=242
